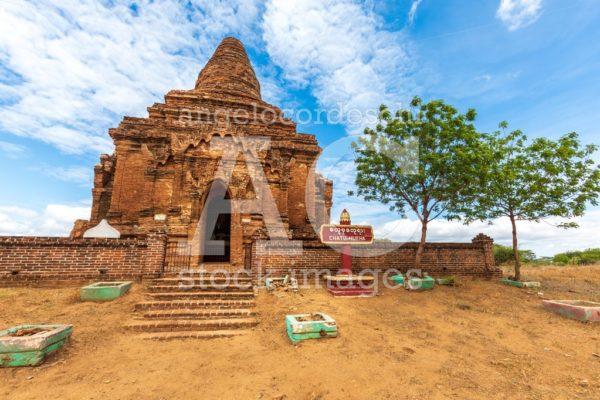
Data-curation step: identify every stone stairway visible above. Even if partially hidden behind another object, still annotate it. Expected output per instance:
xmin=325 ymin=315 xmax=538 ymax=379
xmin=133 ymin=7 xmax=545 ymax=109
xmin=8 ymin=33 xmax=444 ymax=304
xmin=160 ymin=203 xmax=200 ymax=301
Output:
xmin=125 ymin=271 xmax=258 ymax=340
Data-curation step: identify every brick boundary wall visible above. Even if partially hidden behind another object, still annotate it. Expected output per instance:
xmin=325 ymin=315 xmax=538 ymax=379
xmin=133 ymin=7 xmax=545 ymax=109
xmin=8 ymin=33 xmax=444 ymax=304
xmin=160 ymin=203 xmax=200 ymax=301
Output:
xmin=0 ymin=232 xmax=501 ymax=287
xmin=0 ymin=233 xmax=167 ymax=286
xmin=251 ymin=234 xmax=502 ymax=284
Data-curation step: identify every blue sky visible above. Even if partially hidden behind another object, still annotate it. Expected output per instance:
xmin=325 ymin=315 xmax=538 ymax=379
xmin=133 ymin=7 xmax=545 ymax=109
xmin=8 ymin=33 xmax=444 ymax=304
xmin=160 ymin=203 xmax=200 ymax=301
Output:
xmin=0 ymin=0 xmax=599 ymax=256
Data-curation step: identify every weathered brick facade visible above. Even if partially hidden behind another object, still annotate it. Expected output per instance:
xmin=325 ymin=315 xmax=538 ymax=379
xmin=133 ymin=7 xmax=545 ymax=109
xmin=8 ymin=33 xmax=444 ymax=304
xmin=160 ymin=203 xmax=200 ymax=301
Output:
xmin=71 ymin=37 xmax=333 ymax=268
xmin=0 ymin=234 xmax=167 ymax=286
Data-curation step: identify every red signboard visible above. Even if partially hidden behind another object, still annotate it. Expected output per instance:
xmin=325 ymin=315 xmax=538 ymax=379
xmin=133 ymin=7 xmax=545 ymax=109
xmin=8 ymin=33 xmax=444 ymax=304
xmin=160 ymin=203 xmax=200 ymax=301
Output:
xmin=319 ymin=224 xmax=374 ymax=245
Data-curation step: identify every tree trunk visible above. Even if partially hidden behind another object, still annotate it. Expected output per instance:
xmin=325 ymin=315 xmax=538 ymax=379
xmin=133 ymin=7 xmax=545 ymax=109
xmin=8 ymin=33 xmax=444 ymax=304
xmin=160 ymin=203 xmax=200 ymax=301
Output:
xmin=414 ymin=221 xmax=428 ymax=270
xmin=509 ymin=214 xmax=521 ymax=281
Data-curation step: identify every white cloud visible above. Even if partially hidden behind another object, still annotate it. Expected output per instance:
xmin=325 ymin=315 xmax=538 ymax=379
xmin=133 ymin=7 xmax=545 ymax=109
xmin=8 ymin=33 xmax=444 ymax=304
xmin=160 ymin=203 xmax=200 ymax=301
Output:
xmin=0 ymin=0 xmax=261 ymax=154
xmin=496 ymin=0 xmax=543 ymax=31
xmin=475 ymin=74 xmax=492 ymax=82
xmin=408 ymin=0 xmax=423 ymax=26
xmin=262 ymin=0 xmax=415 ymax=133
xmin=376 ymin=209 xmax=600 ymax=258
xmin=254 ymin=64 xmax=288 ymax=106
xmin=0 ymin=203 xmax=90 ymax=236
xmin=38 ymin=166 xmax=93 ymax=185
xmin=0 ymin=140 xmax=26 ymax=158
xmin=0 ymin=206 xmax=38 ymax=219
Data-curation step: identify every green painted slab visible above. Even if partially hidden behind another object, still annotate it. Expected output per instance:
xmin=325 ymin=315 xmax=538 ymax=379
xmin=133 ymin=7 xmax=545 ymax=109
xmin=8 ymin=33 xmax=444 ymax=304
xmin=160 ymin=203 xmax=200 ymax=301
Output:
xmin=287 ymin=331 xmax=338 ymax=342
xmin=0 ymin=325 xmax=73 ymax=367
xmin=498 ymin=280 xmax=541 ymax=289
xmin=80 ymin=281 xmax=132 ymax=301
xmin=1 ymin=338 xmax=68 ymax=367
xmin=406 ymin=276 xmax=435 ymax=290
xmin=286 ymin=313 xmax=337 ymax=343
xmin=389 ymin=274 xmax=405 ymax=285
xmin=498 ymin=279 xmax=524 ymax=288
xmin=436 ymin=276 xmax=456 ymax=286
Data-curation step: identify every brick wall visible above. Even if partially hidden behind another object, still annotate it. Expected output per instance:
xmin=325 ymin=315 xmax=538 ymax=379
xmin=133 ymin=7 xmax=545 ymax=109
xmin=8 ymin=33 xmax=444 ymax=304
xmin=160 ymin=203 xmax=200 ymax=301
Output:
xmin=251 ymin=234 xmax=501 ymax=283
xmin=0 ymin=233 xmax=167 ymax=286
xmin=0 ymin=232 xmax=500 ymax=286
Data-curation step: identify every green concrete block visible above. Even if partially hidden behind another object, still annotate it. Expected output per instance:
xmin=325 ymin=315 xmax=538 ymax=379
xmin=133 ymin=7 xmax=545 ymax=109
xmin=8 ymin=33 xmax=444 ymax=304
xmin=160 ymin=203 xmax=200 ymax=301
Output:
xmin=436 ymin=276 xmax=456 ymax=286
xmin=498 ymin=280 xmax=541 ymax=289
xmin=406 ymin=276 xmax=435 ymax=290
xmin=285 ymin=313 xmax=338 ymax=343
xmin=389 ymin=274 xmax=405 ymax=285
xmin=0 ymin=325 xmax=73 ymax=367
xmin=80 ymin=281 xmax=132 ymax=301
xmin=498 ymin=279 xmax=524 ymax=288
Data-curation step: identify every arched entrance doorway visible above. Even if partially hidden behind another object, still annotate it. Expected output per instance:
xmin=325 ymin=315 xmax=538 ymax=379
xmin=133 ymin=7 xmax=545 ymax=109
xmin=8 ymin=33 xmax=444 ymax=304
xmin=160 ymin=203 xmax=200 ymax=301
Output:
xmin=201 ymin=180 xmax=231 ymax=263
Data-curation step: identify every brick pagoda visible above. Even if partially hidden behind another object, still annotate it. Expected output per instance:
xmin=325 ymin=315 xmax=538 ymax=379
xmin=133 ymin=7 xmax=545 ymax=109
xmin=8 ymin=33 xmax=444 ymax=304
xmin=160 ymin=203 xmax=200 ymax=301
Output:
xmin=72 ymin=37 xmax=333 ymax=269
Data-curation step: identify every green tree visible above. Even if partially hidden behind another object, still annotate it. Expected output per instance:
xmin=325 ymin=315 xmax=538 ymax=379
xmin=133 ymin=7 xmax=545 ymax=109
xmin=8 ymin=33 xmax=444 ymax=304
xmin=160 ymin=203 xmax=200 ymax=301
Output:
xmin=350 ymin=97 xmax=481 ymax=269
xmin=553 ymin=253 xmax=572 ymax=265
xmin=461 ymin=122 xmax=600 ymax=280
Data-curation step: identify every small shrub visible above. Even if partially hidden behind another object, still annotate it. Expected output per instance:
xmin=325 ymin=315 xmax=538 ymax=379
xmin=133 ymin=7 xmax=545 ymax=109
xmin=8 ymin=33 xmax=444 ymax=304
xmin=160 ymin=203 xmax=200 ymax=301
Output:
xmin=493 ymin=244 xmax=536 ymax=265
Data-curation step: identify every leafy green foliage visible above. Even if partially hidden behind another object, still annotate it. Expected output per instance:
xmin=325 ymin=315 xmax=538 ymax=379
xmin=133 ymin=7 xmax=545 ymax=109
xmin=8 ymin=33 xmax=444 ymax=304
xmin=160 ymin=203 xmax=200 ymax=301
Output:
xmin=464 ymin=124 xmax=600 ymax=224
xmin=493 ymin=244 xmax=536 ymax=265
xmin=351 ymin=97 xmax=482 ymax=268
xmin=553 ymin=248 xmax=600 ymax=265
xmin=460 ymin=122 xmax=600 ymax=279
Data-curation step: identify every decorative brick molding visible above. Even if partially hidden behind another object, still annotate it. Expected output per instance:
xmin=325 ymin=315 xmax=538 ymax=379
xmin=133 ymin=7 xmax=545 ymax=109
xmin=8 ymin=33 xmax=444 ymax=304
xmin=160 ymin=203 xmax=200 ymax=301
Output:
xmin=251 ymin=234 xmax=501 ymax=282
xmin=0 ymin=233 xmax=167 ymax=286
xmin=73 ymin=37 xmax=333 ymax=269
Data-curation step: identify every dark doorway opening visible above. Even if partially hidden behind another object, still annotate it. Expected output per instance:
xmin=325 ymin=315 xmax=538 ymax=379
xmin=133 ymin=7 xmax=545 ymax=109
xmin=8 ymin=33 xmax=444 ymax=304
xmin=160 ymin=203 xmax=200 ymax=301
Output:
xmin=202 ymin=181 xmax=231 ymax=263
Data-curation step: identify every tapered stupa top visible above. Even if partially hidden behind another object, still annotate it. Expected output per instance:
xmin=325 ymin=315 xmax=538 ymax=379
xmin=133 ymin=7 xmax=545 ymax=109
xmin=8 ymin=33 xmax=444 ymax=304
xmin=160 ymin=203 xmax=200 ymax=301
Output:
xmin=194 ymin=37 xmax=261 ymax=100
xmin=340 ymin=209 xmax=351 ymax=225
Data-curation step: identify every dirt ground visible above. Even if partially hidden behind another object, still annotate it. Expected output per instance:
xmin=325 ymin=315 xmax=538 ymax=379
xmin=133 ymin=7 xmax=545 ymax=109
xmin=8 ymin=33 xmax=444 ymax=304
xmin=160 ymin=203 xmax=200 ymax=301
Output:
xmin=1 ymin=266 xmax=600 ymax=400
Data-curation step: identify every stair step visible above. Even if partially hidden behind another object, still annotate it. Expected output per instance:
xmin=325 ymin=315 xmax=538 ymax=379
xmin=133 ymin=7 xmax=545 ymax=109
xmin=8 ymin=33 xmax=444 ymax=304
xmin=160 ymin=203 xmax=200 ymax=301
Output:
xmin=148 ymin=284 xmax=253 ymax=292
xmin=160 ymin=268 xmax=246 ymax=277
xmin=152 ymin=276 xmax=252 ymax=285
xmin=147 ymin=291 xmax=254 ymax=300
xmin=135 ymin=299 xmax=256 ymax=311
xmin=136 ymin=329 xmax=252 ymax=341
xmin=124 ymin=318 xmax=259 ymax=332
xmin=138 ymin=308 xmax=256 ymax=320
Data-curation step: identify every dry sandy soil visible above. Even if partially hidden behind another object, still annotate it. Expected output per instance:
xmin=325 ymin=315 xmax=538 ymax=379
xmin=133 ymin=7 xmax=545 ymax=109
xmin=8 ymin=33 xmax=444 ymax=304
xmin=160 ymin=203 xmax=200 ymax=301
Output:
xmin=1 ymin=266 xmax=600 ymax=400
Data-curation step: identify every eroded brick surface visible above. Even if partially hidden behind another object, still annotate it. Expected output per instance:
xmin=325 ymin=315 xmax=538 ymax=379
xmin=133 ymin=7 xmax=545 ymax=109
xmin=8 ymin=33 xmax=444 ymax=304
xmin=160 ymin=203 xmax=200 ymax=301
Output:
xmin=71 ymin=37 xmax=333 ymax=269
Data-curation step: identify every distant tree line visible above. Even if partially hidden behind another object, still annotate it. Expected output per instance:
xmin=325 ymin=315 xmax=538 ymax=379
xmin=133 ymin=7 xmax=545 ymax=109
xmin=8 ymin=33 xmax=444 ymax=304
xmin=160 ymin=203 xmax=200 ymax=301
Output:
xmin=493 ymin=244 xmax=600 ymax=266
xmin=553 ymin=248 xmax=600 ymax=265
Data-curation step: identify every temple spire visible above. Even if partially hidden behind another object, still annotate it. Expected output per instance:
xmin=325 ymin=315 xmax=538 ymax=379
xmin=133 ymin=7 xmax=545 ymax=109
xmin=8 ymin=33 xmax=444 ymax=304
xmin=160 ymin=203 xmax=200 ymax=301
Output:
xmin=194 ymin=37 xmax=261 ymax=100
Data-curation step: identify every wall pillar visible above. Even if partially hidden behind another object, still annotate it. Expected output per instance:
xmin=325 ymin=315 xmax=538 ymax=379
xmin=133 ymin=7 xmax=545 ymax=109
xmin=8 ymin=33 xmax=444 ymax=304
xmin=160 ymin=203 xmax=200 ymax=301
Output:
xmin=472 ymin=233 xmax=495 ymax=270
xmin=143 ymin=231 xmax=168 ymax=277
